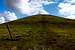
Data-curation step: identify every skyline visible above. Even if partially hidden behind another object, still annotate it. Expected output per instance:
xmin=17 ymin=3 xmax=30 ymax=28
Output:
xmin=0 ymin=0 xmax=75 ymax=24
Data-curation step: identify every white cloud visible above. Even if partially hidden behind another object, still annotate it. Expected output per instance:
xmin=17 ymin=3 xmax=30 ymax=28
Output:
xmin=58 ymin=0 xmax=75 ymax=19
xmin=4 ymin=11 xmax=17 ymax=21
xmin=15 ymin=0 xmax=34 ymax=15
xmin=40 ymin=9 xmax=49 ymax=14
xmin=7 ymin=0 xmax=56 ymax=15
xmin=65 ymin=14 xmax=75 ymax=19
xmin=42 ymin=1 xmax=56 ymax=5
xmin=0 ymin=11 xmax=17 ymax=24
xmin=64 ymin=0 xmax=75 ymax=3
xmin=0 ymin=17 xmax=5 ymax=24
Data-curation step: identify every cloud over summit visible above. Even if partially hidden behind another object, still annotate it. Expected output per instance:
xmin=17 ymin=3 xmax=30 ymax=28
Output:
xmin=6 ymin=0 xmax=56 ymax=15
xmin=58 ymin=0 xmax=75 ymax=19
xmin=0 ymin=11 xmax=17 ymax=24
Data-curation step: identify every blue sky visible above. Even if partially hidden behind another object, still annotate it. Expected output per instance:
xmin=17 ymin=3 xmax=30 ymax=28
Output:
xmin=44 ymin=0 xmax=62 ymax=15
xmin=0 ymin=0 xmax=7 ymax=12
xmin=0 ymin=0 xmax=75 ymax=24
xmin=0 ymin=0 xmax=62 ymax=18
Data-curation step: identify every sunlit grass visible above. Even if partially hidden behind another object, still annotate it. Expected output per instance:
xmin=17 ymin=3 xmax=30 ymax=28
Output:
xmin=0 ymin=15 xmax=75 ymax=50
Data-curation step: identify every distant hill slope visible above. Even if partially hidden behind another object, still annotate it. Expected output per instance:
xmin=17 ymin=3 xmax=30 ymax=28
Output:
xmin=1 ymin=15 xmax=75 ymax=25
xmin=0 ymin=15 xmax=75 ymax=50
xmin=0 ymin=15 xmax=75 ymax=38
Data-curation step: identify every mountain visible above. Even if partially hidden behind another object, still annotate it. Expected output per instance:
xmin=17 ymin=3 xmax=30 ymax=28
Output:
xmin=2 ymin=14 xmax=75 ymax=24
xmin=0 ymin=15 xmax=75 ymax=50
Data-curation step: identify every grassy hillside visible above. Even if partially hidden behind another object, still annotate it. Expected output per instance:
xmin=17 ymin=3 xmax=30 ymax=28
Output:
xmin=0 ymin=15 xmax=75 ymax=50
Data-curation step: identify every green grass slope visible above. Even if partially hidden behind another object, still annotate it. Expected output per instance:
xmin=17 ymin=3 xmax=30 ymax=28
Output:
xmin=0 ymin=15 xmax=75 ymax=50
